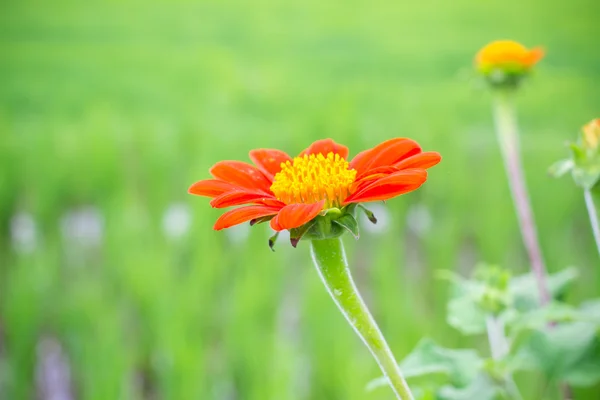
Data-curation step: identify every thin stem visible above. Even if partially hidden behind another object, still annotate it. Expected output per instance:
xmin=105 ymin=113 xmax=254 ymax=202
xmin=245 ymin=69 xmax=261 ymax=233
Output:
xmin=485 ymin=316 xmax=523 ymax=400
xmin=485 ymin=316 xmax=508 ymax=360
xmin=492 ymin=93 xmax=551 ymax=305
xmin=310 ymin=238 xmax=413 ymax=400
xmin=583 ymin=189 xmax=600 ymax=257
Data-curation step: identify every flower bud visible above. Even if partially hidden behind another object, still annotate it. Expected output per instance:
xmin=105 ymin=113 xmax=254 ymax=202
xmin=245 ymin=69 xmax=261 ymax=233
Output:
xmin=475 ymin=40 xmax=544 ymax=89
xmin=582 ymin=119 xmax=600 ymax=152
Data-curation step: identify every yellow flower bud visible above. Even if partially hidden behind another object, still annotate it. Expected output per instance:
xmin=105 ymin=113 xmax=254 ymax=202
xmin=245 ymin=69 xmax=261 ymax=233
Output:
xmin=582 ymin=119 xmax=600 ymax=151
xmin=475 ymin=40 xmax=544 ymax=88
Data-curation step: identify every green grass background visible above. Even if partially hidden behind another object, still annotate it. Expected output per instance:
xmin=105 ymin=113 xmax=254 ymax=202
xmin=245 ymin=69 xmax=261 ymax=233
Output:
xmin=1 ymin=1 xmax=599 ymax=399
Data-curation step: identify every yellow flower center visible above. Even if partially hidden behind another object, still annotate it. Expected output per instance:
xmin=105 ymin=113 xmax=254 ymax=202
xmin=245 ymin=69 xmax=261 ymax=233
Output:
xmin=270 ymin=152 xmax=356 ymax=207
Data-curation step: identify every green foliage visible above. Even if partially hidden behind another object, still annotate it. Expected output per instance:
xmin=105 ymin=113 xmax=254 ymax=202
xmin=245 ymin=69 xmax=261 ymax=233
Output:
xmin=513 ymin=321 xmax=600 ymax=387
xmin=370 ymin=266 xmax=600 ymax=399
xmin=367 ymin=339 xmax=482 ymax=391
xmin=443 ymin=266 xmax=579 ymax=335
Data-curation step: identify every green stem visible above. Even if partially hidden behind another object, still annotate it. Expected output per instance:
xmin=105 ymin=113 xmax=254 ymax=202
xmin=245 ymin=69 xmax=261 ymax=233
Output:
xmin=310 ymin=238 xmax=414 ymax=400
xmin=584 ymin=189 xmax=600 ymax=257
xmin=492 ymin=92 xmax=551 ymax=305
xmin=493 ymin=93 xmax=571 ymax=400
xmin=485 ymin=315 xmax=523 ymax=400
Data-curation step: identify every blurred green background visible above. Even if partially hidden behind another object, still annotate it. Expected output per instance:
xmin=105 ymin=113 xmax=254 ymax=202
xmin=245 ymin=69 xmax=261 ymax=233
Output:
xmin=1 ymin=0 xmax=599 ymax=399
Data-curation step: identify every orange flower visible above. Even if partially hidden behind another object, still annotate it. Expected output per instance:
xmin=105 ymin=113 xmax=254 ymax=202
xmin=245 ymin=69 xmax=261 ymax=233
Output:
xmin=189 ymin=138 xmax=441 ymax=233
xmin=475 ymin=40 xmax=544 ymax=75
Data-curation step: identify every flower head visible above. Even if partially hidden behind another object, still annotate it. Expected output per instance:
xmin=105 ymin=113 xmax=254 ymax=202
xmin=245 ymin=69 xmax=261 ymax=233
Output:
xmin=549 ymin=118 xmax=600 ymax=190
xmin=475 ymin=40 xmax=544 ymax=88
xmin=582 ymin=119 xmax=600 ymax=151
xmin=189 ymin=138 xmax=441 ymax=246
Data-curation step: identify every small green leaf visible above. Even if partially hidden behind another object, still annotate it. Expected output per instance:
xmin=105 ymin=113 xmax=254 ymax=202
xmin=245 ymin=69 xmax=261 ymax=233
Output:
xmin=507 ymin=302 xmax=579 ymax=336
xmin=366 ymin=338 xmax=482 ymax=391
xmin=509 ymin=267 xmax=579 ymax=312
xmin=442 ymin=270 xmax=489 ymax=335
xmin=548 ymin=159 xmax=574 ymax=178
xmin=447 ymin=293 xmax=488 ymax=335
xmin=437 ymin=374 xmax=501 ymax=400
xmin=512 ymin=321 xmax=600 ymax=387
xmin=579 ymin=299 xmax=600 ymax=325
xmin=332 ymin=214 xmax=359 ymax=239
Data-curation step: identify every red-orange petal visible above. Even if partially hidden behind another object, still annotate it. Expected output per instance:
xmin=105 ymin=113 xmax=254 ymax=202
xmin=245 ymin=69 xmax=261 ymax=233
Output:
xmin=299 ymin=139 xmax=349 ymax=160
xmin=269 ymin=200 xmax=325 ymax=231
xmin=351 ymin=138 xmax=421 ymax=177
xmin=350 ymin=166 xmax=400 ymax=193
xmin=210 ymin=161 xmax=272 ymax=193
xmin=188 ymin=179 xmax=238 ymax=198
xmin=392 ymin=151 xmax=442 ymax=171
xmin=344 ymin=169 xmax=428 ymax=204
xmin=214 ymin=205 xmax=282 ymax=231
xmin=249 ymin=149 xmax=292 ymax=180
xmin=210 ymin=191 xmax=278 ymax=209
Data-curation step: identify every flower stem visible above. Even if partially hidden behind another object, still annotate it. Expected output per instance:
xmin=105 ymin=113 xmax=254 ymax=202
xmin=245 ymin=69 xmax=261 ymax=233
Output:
xmin=485 ymin=315 xmax=508 ymax=360
xmin=583 ymin=189 xmax=600 ymax=257
xmin=310 ymin=238 xmax=414 ymax=400
xmin=485 ymin=316 xmax=522 ymax=400
xmin=492 ymin=93 xmax=551 ymax=305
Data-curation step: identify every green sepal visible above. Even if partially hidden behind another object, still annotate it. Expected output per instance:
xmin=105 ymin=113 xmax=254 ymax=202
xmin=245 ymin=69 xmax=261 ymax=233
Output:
xmin=572 ymin=166 xmax=600 ymax=190
xmin=250 ymin=215 xmax=274 ymax=226
xmin=569 ymin=142 xmax=587 ymax=163
xmin=358 ymin=204 xmax=378 ymax=224
xmin=289 ymin=220 xmax=317 ymax=248
xmin=268 ymin=232 xmax=279 ymax=252
xmin=302 ymin=207 xmax=352 ymax=241
xmin=548 ymin=158 xmax=574 ymax=178
xmin=332 ymin=213 xmax=359 ymax=239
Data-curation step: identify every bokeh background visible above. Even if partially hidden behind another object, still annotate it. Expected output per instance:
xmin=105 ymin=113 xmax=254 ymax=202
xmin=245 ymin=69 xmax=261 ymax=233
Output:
xmin=1 ymin=1 xmax=599 ymax=399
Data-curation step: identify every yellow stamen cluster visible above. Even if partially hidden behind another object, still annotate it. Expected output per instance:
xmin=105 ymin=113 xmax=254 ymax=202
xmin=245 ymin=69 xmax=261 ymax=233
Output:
xmin=270 ymin=152 xmax=357 ymax=207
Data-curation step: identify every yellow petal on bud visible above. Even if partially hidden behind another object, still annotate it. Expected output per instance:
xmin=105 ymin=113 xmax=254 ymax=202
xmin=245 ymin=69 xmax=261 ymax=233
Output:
xmin=582 ymin=119 xmax=600 ymax=151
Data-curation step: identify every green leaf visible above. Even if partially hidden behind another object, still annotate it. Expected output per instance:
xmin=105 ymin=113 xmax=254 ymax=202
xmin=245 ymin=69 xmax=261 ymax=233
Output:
xmin=509 ymin=267 xmax=579 ymax=312
xmin=507 ymin=302 xmax=579 ymax=336
xmin=447 ymin=290 xmax=488 ymax=335
xmin=512 ymin=321 xmax=600 ymax=387
xmin=443 ymin=268 xmax=579 ymax=336
xmin=437 ymin=374 xmax=501 ymax=400
xmin=366 ymin=338 xmax=482 ymax=391
xmin=332 ymin=213 xmax=359 ymax=239
xmin=548 ymin=159 xmax=574 ymax=178
xmin=441 ymin=269 xmax=490 ymax=335
xmin=579 ymin=299 xmax=600 ymax=325
xmin=572 ymin=166 xmax=600 ymax=190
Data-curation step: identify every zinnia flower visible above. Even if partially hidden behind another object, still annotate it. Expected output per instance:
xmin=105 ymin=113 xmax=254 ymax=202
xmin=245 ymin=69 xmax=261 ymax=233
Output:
xmin=475 ymin=40 xmax=544 ymax=88
xmin=189 ymin=138 xmax=440 ymax=245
